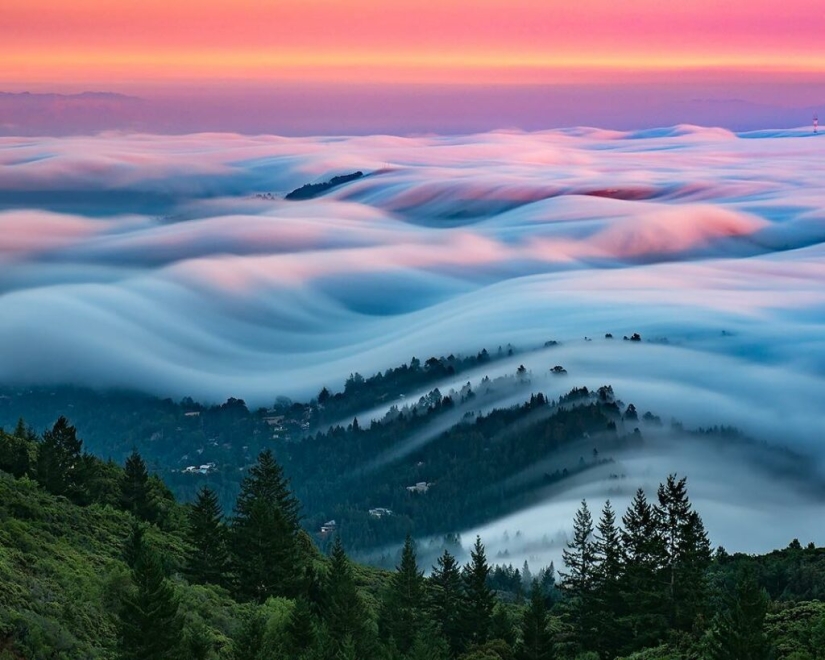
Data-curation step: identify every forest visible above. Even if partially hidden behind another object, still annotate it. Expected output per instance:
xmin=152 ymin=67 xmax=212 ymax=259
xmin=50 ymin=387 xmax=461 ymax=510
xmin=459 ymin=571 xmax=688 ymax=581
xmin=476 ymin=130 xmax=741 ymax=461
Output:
xmin=2 ymin=350 xmax=804 ymax=563
xmin=2 ymin=417 xmax=825 ymax=660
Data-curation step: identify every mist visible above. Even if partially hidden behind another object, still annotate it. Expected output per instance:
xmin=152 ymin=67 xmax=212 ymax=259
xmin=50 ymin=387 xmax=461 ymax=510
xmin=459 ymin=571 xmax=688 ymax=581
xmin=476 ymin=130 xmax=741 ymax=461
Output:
xmin=2 ymin=125 xmax=825 ymax=557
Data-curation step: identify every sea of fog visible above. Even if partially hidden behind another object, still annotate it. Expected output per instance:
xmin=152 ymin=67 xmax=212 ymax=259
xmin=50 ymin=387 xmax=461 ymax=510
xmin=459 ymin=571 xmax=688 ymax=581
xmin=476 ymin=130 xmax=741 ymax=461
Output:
xmin=2 ymin=125 xmax=824 ymax=561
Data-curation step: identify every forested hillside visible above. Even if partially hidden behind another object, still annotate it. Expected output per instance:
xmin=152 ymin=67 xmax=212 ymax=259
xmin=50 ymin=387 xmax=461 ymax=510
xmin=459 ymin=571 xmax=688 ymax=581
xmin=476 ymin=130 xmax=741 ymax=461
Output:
xmin=1 ymin=353 xmax=810 ymax=562
xmin=2 ymin=420 xmax=825 ymax=659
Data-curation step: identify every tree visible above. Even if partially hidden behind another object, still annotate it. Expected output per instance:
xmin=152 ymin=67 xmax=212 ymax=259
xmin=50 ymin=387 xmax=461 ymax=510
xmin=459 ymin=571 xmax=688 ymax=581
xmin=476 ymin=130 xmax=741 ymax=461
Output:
xmin=463 ymin=536 xmax=496 ymax=648
xmin=593 ymin=500 xmax=623 ymax=659
xmin=185 ymin=486 xmax=230 ymax=586
xmin=430 ymin=548 xmax=466 ymax=656
xmin=117 ymin=526 xmax=184 ymax=660
xmin=35 ymin=416 xmax=84 ymax=500
xmin=656 ymin=475 xmax=711 ymax=632
xmin=560 ymin=500 xmax=597 ymax=648
xmin=708 ymin=572 xmax=772 ymax=660
xmin=380 ymin=535 xmax=425 ymax=652
xmin=121 ymin=450 xmax=157 ymax=522
xmin=517 ymin=580 xmax=554 ymax=660
xmin=620 ymin=489 xmax=667 ymax=651
xmin=231 ymin=449 xmax=304 ymax=601
xmin=322 ymin=536 xmax=372 ymax=658
xmin=285 ymin=597 xmax=317 ymax=658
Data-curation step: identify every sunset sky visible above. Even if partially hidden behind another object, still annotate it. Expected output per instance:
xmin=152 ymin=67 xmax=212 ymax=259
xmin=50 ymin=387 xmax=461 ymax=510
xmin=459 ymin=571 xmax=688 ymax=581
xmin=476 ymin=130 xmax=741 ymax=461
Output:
xmin=2 ymin=0 xmax=824 ymax=133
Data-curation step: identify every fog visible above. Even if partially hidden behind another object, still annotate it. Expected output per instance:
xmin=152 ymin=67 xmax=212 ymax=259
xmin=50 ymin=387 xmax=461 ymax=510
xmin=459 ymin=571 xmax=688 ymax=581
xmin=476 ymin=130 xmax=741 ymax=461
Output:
xmin=2 ymin=126 xmax=824 ymax=556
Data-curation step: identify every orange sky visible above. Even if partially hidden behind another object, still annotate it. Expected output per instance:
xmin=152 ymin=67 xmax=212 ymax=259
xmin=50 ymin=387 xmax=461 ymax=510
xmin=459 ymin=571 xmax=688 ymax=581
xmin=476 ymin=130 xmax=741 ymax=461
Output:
xmin=3 ymin=0 xmax=825 ymax=90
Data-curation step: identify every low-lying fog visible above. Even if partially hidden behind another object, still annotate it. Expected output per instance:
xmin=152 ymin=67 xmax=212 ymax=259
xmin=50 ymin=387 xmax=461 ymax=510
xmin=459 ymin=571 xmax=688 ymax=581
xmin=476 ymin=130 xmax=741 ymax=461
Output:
xmin=2 ymin=125 xmax=824 ymax=558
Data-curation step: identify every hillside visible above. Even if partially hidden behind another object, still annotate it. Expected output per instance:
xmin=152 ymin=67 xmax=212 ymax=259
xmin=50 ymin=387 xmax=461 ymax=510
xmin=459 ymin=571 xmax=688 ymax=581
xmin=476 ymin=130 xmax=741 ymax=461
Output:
xmin=3 ymin=420 xmax=825 ymax=659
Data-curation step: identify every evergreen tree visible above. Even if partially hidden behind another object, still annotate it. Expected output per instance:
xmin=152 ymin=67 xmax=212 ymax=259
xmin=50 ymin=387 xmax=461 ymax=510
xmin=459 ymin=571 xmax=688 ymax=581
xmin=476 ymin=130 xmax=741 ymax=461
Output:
xmin=121 ymin=450 xmax=157 ymax=522
xmin=381 ymin=535 xmax=426 ymax=653
xmin=517 ymin=580 xmax=554 ymax=660
xmin=36 ymin=416 xmax=84 ymax=500
xmin=409 ymin=624 xmax=450 ymax=660
xmin=430 ymin=548 xmax=466 ymax=656
xmin=232 ymin=610 xmax=267 ymax=660
xmin=462 ymin=536 xmax=496 ymax=648
xmin=656 ymin=475 xmax=711 ymax=632
xmin=593 ymin=500 xmax=623 ymax=659
xmin=185 ymin=486 xmax=230 ymax=586
xmin=231 ymin=449 xmax=304 ymax=601
xmin=560 ymin=500 xmax=597 ymax=649
xmin=322 ymin=536 xmax=372 ymax=659
xmin=117 ymin=526 xmax=184 ymax=660
xmin=285 ymin=597 xmax=318 ymax=658
xmin=708 ymin=572 xmax=772 ymax=660
xmin=620 ymin=489 xmax=667 ymax=651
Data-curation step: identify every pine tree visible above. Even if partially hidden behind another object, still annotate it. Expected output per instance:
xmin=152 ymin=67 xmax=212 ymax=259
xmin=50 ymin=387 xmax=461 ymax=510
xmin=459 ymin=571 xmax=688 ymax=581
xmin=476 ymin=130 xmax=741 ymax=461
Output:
xmin=620 ymin=489 xmax=667 ymax=651
xmin=231 ymin=449 xmax=304 ymax=601
xmin=322 ymin=536 xmax=372 ymax=658
xmin=285 ymin=597 xmax=317 ymax=658
xmin=380 ymin=534 xmax=425 ymax=652
xmin=593 ymin=500 xmax=623 ymax=659
xmin=186 ymin=486 xmax=230 ymax=586
xmin=118 ymin=526 xmax=184 ymax=660
xmin=560 ymin=500 xmax=597 ymax=648
xmin=429 ymin=548 xmax=465 ymax=656
xmin=462 ymin=536 xmax=496 ymax=648
xmin=656 ymin=475 xmax=711 ymax=632
xmin=121 ymin=450 xmax=157 ymax=522
xmin=708 ymin=573 xmax=772 ymax=660
xmin=517 ymin=580 xmax=555 ymax=660
xmin=36 ymin=416 xmax=85 ymax=500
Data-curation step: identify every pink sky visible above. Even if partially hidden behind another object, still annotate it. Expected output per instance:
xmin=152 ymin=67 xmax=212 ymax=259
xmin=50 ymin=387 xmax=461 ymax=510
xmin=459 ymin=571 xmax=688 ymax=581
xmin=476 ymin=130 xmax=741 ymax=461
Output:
xmin=1 ymin=0 xmax=824 ymax=132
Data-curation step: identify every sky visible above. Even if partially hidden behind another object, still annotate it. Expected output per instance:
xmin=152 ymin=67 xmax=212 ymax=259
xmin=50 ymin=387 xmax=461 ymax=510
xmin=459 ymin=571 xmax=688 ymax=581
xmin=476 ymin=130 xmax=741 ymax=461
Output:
xmin=2 ymin=0 xmax=824 ymax=133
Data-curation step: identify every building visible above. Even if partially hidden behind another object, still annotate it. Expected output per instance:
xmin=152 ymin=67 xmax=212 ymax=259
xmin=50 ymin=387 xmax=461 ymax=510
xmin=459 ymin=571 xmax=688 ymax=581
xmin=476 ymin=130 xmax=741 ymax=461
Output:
xmin=369 ymin=507 xmax=393 ymax=518
xmin=406 ymin=482 xmax=431 ymax=494
xmin=320 ymin=520 xmax=337 ymax=535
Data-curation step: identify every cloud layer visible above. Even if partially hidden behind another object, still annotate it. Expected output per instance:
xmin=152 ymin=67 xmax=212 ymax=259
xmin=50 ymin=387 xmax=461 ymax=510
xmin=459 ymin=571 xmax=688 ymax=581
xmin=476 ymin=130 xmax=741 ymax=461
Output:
xmin=3 ymin=125 xmax=825 ymax=556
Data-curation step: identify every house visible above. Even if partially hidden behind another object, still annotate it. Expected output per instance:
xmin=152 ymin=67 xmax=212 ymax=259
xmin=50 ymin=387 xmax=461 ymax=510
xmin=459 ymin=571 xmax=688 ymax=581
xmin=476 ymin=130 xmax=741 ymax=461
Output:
xmin=320 ymin=520 xmax=337 ymax=535
xmin=369 ymin=508 xmax=393 ymax=518
xmin=406 ymin=482 xmax=431 ymax=494
xmin=184 ymin=411 xmax=200 ymax=418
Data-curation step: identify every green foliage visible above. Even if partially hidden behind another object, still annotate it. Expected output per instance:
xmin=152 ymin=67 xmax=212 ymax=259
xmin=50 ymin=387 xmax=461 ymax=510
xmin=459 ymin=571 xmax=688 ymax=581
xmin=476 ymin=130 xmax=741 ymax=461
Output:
xmin=517 ymin=581 xmax=554 ymax=660
xmin=430 ymin=548 xmax=466 ymax=656
xmin=185 ymin=486 xmax=230 ymax=587
xmin=463 ymin=536 xmax=496 ymax=648
xmin=706 ymin=571 xmax=772 ymax=660
xmin=380 ymin=535 xmax=426 ymax=653
xmin=231 ymin=450 xmax=305 ymax=602
xmin=117 ymin=526 xmax=185 ymax=660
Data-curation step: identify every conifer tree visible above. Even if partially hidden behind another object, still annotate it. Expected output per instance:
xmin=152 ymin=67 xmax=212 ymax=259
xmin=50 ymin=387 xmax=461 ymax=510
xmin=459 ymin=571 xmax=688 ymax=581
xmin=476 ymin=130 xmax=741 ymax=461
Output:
xmin=462 ymin=536 xmax=496 ymax=648
xmin=118 ymin=526 xmax=184 ymax=660
xmin=430 ymin=548 xmax=466 ymax=656
xmin=560 ymin=500 xmax=597 ymax=648
xmin=36 ymin=416 xmax=84 ymax=500
xmin=231 ymin=449 xmax=304 ymax=601
xmin=517 ymin=580 xmax=555 ymax=660
xmin=285 ymin=597 xmax=318 ymax=658
xmin=708 ymin=573 xmax=772 ymax=660
xmin=620 ymin=489 xmax=667 ymax=650
xmin=656 ymin=475 xmax=711 ymax=631
xmin=232 ymin=610 xmax=267 ymax=660
xmin=408 ymin=622 xmax=450 ymax=660
xmin=380 ymin=534 xmax=425 ymax=652
xmin=322 ymin=536 xmax=372 ymax=658
xmin=593 ymin=500 xmax=623 ymax=658
xmin=121 ymin=450 xmax=157 ymax=522
xmin=186 ymin=486 xmax=230 ymax=586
